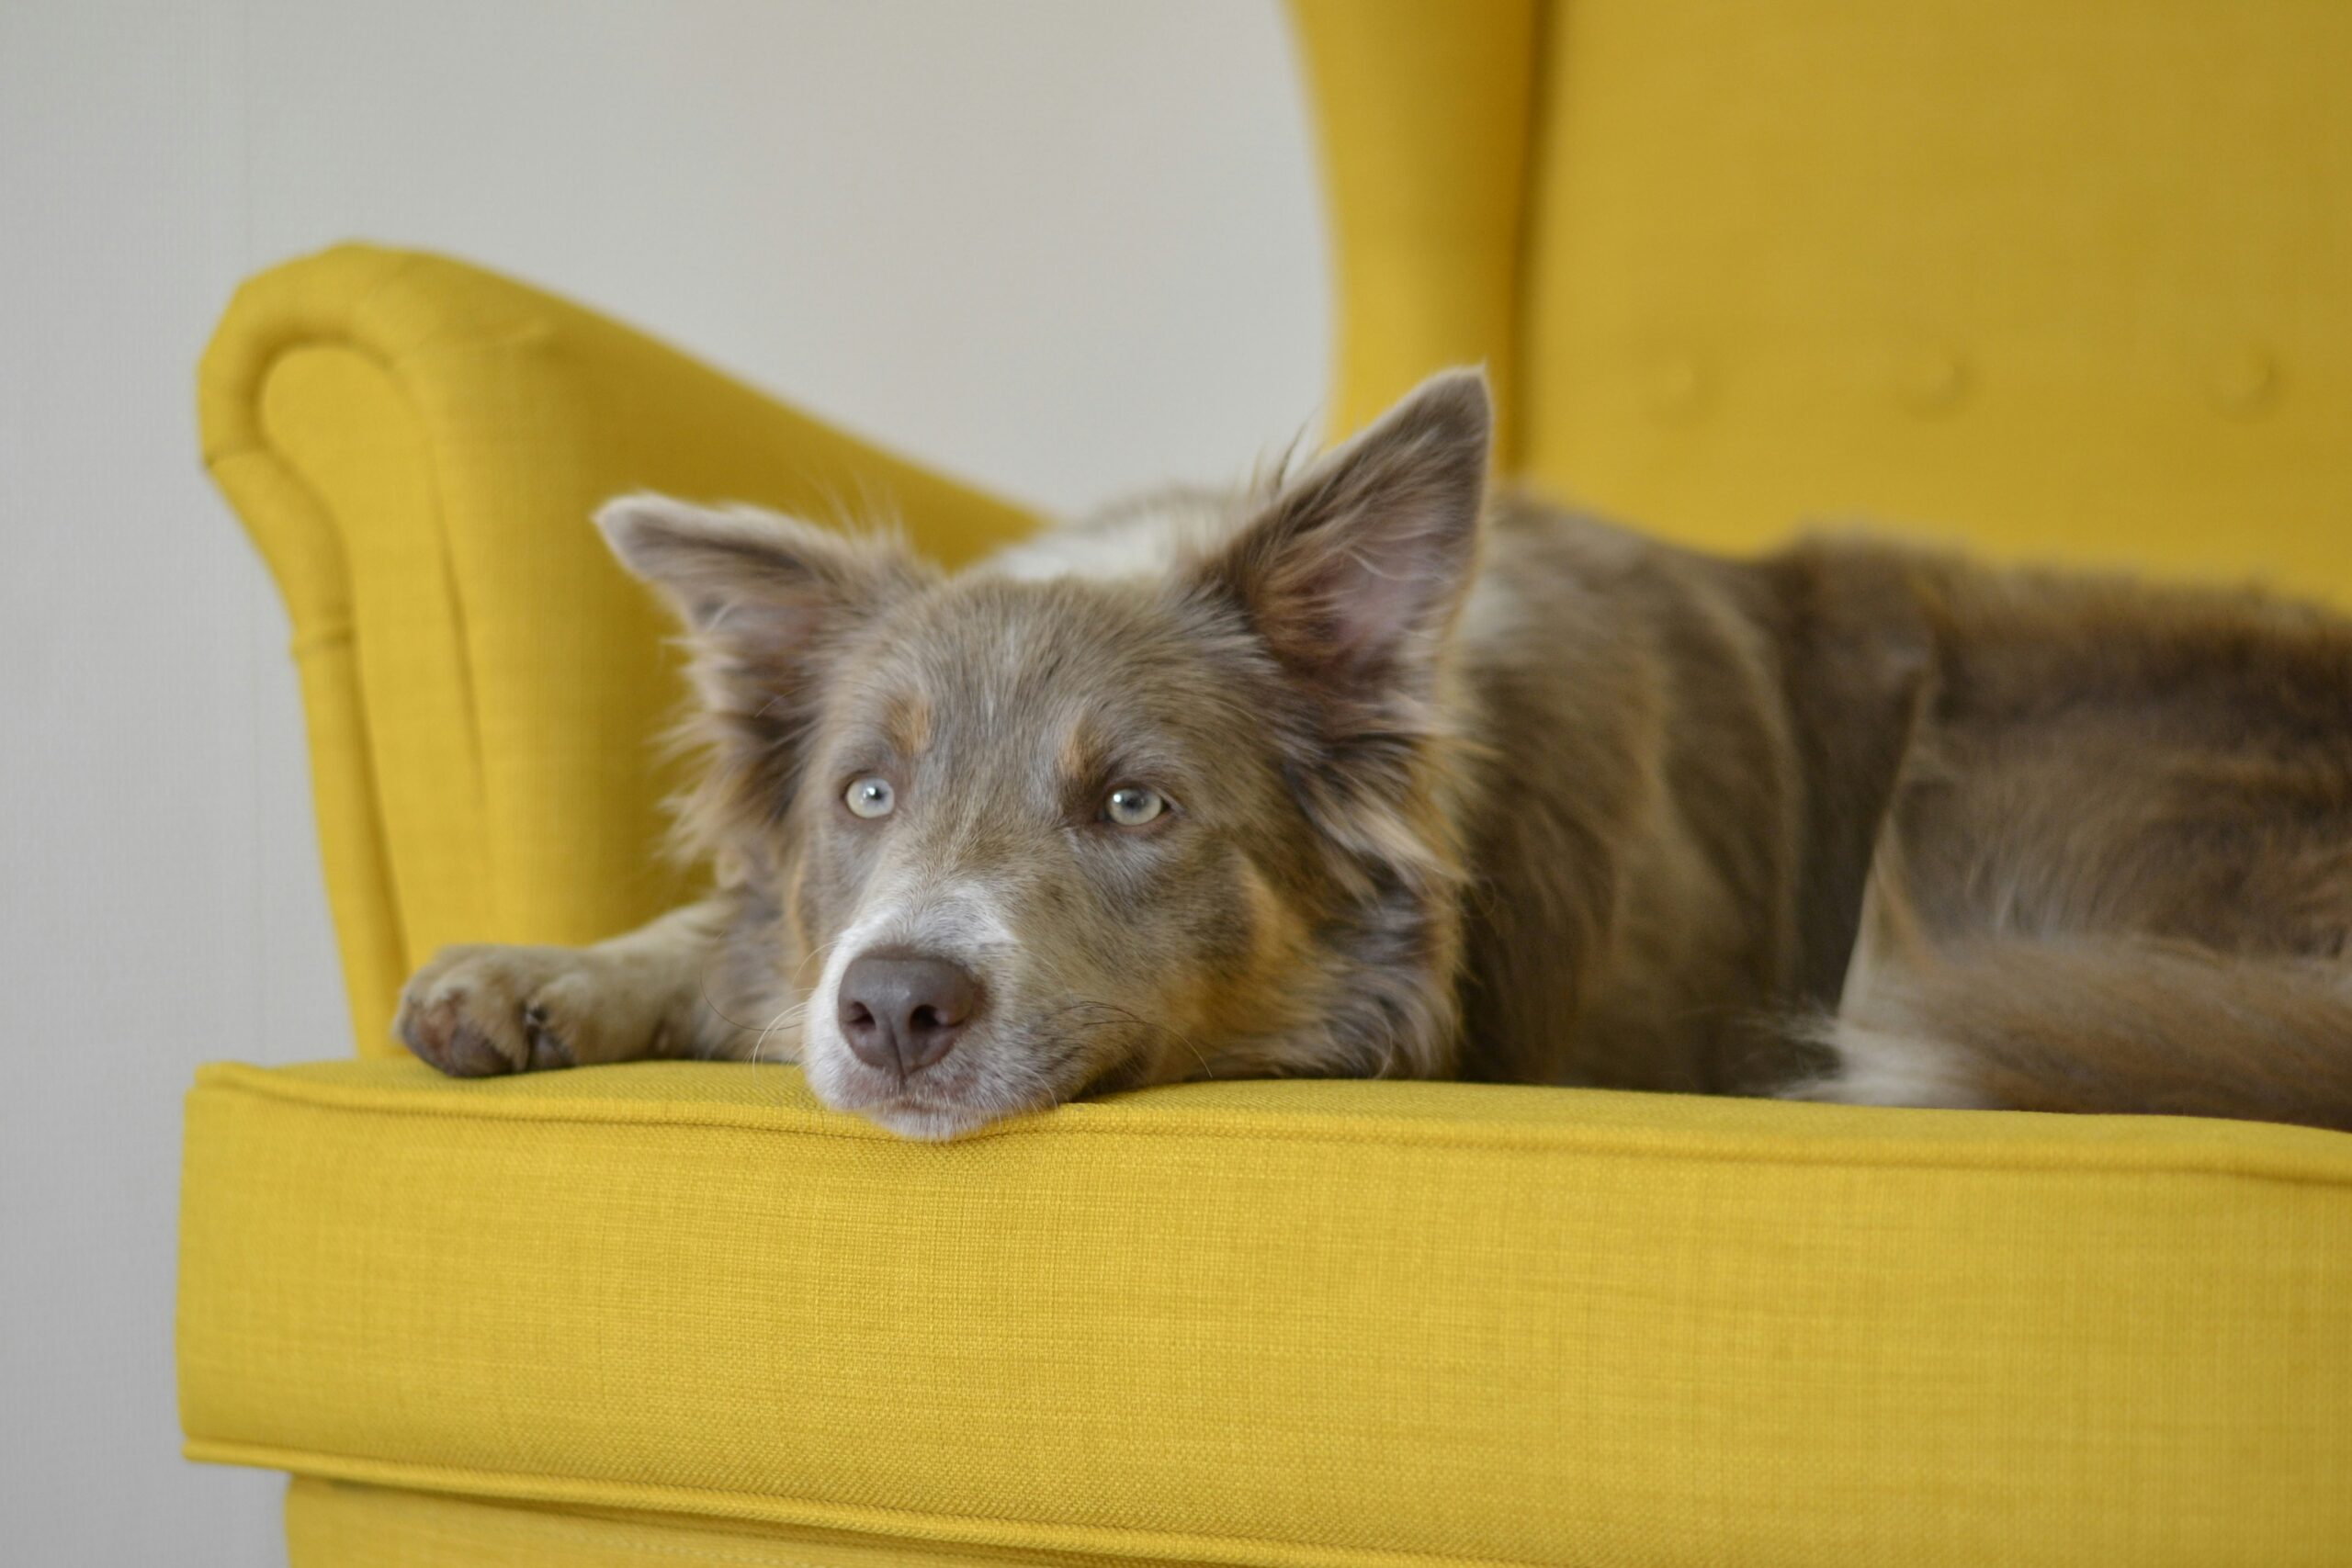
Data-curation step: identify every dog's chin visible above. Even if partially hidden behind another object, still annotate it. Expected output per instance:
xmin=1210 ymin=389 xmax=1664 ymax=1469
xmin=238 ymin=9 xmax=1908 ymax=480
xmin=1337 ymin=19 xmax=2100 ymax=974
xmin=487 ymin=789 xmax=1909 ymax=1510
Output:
xmin=853 ymin=1096 xmax=1012 ymax=1142
xmin=800 ymin=1040 xmax=1067 ymax=1142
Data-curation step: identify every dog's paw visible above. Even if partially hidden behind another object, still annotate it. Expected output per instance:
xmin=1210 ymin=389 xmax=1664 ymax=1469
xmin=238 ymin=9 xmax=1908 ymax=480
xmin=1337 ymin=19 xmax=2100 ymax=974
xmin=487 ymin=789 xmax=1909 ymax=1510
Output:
xmin=394 ymin=944 xmax=621 ymax=1076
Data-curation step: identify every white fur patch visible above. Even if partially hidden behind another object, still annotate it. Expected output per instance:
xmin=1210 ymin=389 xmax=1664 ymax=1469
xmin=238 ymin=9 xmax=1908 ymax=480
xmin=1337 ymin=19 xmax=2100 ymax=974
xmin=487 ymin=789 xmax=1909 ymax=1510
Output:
xmin=1789 ymin=1020 xmax=1993 ymax=1111
xmin=983 ymin=493 xmax=1242 ymax=583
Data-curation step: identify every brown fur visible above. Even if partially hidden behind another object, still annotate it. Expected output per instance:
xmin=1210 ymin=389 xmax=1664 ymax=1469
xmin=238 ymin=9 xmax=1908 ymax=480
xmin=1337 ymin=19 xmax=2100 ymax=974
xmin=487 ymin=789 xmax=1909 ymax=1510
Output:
xmin=1792 ymin=938 xmax=2352 ymax=1127
xmin=397 ymin=371 xmax=2352 ymax=1139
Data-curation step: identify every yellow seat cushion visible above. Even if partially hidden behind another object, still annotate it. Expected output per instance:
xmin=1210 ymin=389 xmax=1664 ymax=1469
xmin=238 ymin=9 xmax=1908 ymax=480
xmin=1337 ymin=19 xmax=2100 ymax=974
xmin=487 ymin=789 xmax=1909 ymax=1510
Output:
xmin=181 ymin=1060 xmax=2352 ymax=1566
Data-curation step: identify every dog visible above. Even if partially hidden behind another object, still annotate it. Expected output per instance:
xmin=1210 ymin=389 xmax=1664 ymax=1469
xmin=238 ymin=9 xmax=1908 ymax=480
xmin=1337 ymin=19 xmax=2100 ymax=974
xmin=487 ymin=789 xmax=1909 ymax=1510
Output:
xmin=394 ymin=369 xmax=2352 ymax=1139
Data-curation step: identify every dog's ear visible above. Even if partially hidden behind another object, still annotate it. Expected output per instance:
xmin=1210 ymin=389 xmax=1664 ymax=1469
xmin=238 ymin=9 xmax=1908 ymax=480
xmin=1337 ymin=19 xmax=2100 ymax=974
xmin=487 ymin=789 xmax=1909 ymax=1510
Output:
xmin=1196 ymin=367 xmax=1491 ymax=702
xmin=599 ymin=495 xmax=926 ymax=647
xmin=598 ymin=495 xmax=934 ymax=825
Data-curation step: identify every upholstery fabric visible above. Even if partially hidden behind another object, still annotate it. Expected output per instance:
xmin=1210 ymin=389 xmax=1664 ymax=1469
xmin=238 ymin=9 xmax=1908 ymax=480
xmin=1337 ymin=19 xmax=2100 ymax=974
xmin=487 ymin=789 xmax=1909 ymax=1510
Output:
xmin=1287 ymin=0 xmax=1542 ymax=463
xmin=281 ymin=1478 xmax=1144 ymax=1568
xmin=186 ymin=1061 xmax=2352 ymax=1566
xmin=1294 ymin=0 xmax=2352 ymax=601
xmin=187 ymin=3 xmax=2352 ymax=1562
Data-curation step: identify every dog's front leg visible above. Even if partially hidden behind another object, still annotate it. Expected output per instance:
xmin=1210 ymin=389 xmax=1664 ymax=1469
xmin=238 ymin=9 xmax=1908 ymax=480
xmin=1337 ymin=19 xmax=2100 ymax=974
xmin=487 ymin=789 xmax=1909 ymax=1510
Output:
xmin=394 ymin=897 xmax=740 ymax=1076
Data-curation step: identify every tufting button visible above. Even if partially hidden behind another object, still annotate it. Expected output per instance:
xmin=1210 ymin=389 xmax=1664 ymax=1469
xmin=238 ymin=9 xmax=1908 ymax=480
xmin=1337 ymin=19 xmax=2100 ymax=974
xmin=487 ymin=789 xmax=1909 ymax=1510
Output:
xmin=2207 ymin=346 xmax=2277 ymax=417
xmin=1641 ymin=353 xmax=1706 ymax=422
xmin=1895 ymin=346 xmax=1969 ymax=416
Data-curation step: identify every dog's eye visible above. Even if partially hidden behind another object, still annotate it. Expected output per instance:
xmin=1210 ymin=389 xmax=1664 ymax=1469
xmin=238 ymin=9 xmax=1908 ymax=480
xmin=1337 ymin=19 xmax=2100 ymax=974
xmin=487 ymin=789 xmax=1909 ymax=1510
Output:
xmin=1102 ymin=785 xmax=1166 ymax=827
xmin=844 ymin=776 xmax=895 ymax=819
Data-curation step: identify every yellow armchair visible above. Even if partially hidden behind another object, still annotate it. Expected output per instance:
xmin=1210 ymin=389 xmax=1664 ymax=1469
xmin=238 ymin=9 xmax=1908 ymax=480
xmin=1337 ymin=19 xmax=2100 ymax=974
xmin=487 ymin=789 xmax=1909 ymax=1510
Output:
xmin=182 ymin=6 xmax=2352 ymax=1564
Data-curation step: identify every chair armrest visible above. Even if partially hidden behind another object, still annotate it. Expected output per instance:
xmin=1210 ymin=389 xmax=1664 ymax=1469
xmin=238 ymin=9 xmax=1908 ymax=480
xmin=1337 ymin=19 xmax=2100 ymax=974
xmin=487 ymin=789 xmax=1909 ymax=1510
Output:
xmin=198 ymin=244 xmax=1038 ymax=1053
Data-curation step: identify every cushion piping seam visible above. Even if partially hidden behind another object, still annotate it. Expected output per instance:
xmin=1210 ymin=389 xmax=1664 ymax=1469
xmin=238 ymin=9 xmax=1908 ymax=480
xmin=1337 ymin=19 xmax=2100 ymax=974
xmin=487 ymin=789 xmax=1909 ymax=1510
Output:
xmin=188 ymin=1068 xmax=2352 ymax=1187
xmin=191 ymin=1438 xmax=1547 ymax=1568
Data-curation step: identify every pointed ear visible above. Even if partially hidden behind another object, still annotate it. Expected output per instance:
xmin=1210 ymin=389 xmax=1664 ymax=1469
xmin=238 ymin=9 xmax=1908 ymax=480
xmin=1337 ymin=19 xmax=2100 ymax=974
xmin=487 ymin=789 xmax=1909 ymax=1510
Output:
xmin=597 ymin=495 xmax=934 ymax=829
xmin=597 ymin=493 xmax=925 ymax=648
xmin=1196 ymin=368 xmax=1491 ymax=699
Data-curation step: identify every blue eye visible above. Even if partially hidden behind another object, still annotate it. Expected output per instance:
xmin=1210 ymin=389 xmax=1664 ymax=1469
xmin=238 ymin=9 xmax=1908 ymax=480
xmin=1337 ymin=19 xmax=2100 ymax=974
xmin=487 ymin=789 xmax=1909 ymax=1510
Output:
xmin=1103 ymin=785 xmax=1166 ymax=827
xmin=844 ymin=776 xmax=895 ymax=819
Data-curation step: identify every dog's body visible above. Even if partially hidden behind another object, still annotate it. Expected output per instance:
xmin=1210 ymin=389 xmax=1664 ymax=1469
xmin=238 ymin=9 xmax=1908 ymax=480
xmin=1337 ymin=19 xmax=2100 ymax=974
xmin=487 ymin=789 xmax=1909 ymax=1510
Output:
xmin=399 ymin=372 xmax=2352 ymax=1136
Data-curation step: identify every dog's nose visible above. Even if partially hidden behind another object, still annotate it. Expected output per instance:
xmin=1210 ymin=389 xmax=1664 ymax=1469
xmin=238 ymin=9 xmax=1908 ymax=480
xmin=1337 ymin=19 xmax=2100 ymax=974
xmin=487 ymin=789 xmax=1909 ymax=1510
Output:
xmin=836 ymin=952 xmax=982 ymax=1076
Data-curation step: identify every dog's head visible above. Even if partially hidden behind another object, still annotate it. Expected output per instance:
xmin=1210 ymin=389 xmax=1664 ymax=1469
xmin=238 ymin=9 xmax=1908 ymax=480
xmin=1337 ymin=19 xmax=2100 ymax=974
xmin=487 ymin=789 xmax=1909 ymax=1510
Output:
xmin=602 ymin=370 xmax=1490 ymax=1136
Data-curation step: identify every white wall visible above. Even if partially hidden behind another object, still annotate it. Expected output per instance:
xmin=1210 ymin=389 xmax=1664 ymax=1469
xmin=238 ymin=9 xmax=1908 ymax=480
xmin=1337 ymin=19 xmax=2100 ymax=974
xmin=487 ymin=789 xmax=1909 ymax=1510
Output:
xmin=0 ymin=4 xmax=1325 ymax=1561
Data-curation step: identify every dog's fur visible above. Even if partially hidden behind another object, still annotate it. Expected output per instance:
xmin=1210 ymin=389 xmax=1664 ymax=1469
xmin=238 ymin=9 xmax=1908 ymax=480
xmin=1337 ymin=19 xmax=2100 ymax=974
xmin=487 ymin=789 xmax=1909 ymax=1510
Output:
xmin=396 ymin=371 xmax=2352 ymax=1138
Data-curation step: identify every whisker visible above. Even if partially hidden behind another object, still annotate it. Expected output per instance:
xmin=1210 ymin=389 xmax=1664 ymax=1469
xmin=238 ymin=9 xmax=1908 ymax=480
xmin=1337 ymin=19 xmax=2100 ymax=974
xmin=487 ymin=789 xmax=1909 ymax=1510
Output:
xmin=695 ymin=965 xmax=767 ymax=1035
xmin=746 ymin=998 xmax=806 ymax=1100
